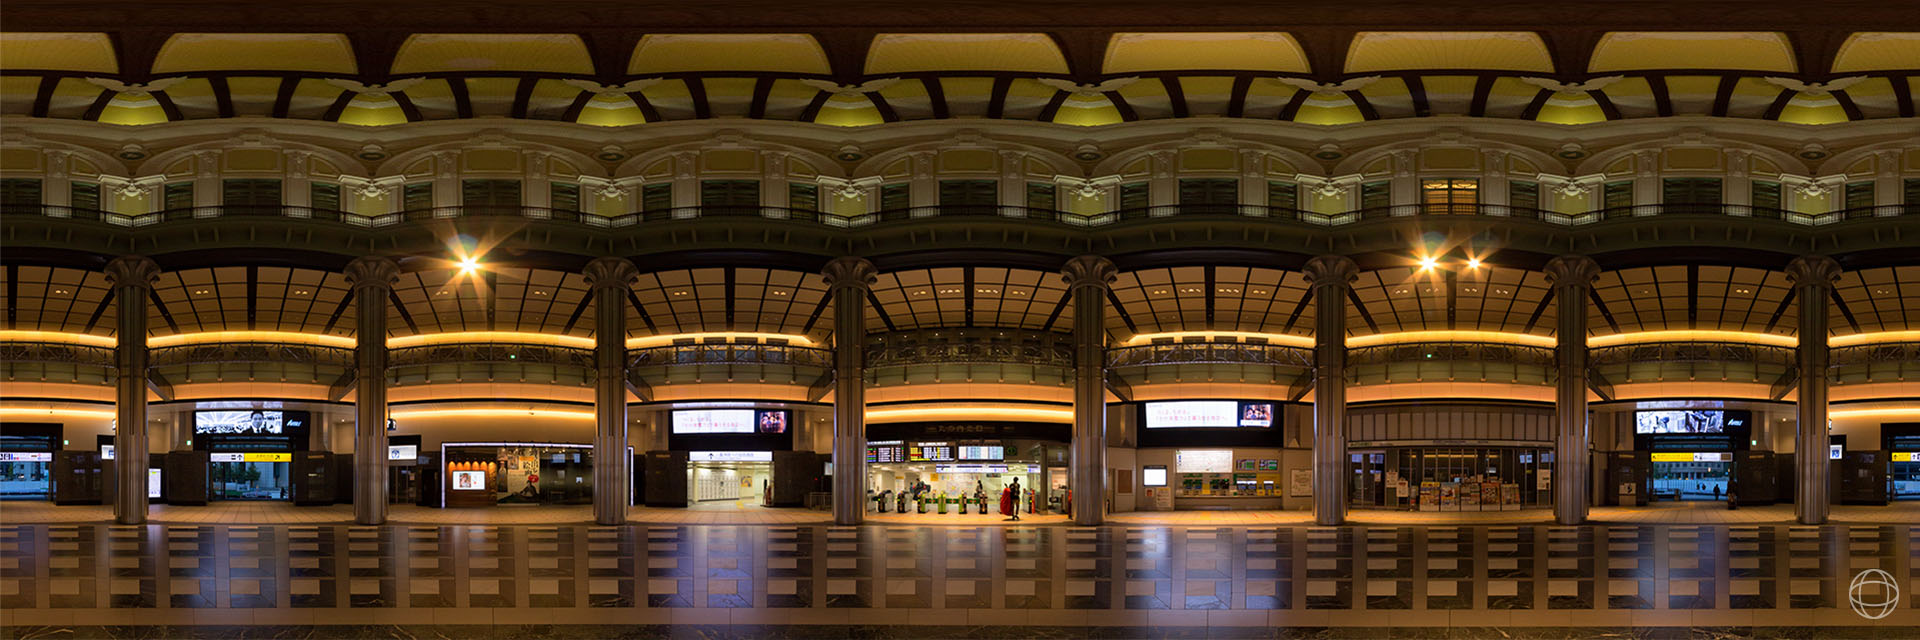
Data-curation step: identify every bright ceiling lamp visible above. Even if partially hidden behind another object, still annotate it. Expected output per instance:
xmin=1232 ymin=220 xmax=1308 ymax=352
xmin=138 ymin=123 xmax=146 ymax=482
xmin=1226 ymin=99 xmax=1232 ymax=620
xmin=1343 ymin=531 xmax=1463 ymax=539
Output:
xmin=1122 ymin=331 xmax=1315 ymax=348
xmin=457 ymin=255 xmax=482 ymax=274
xmin=626 ymin=332 xmax=816 ymax=348
xmin=1347 ymin=331 xmax=1556 ymax=348
xmin=389 ymin=407 xmax=595 ymax=420
xmin=0 ymin=330 xmax=117 ymax=348
xmin=866 ymin=406 xmax=1074 ymax=423
xmin=388 ymin=331 xmax=595 ymax=350
xmin=148 ymin=331 xmax=356 ymax=349
xmin=1829 ymin=331 xmax=1920 ymax=348
xmin=1587 ymin=330 xmax=1797 ymax=348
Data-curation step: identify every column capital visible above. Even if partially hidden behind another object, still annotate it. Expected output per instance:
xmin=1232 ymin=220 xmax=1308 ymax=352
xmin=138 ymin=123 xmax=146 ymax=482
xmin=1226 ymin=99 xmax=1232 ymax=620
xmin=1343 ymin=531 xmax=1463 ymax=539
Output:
xmin=104 ymin=255 xmax=162 ymax=289
xmin=1302 ymin=255 xmax=1358 ymax=288
xmin=822 ymin=256 xmax=878 ymax=291
xmin=1785 ymin=255 xmax=1842 ymax=287
xmin=1060 ymin=255 xmax=1118 ymax=290
xmin=343 ymin=256 xmax=401 ymax=294
xmin=583 ymin=256 xmax=641 ymax=292
xmin=1543 ymin=255 xmax=1602 ymax=289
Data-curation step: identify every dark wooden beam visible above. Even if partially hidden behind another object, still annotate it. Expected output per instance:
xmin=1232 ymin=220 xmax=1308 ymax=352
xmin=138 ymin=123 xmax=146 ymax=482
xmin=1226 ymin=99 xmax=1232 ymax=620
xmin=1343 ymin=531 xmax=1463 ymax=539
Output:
xmin=986 ymin=76 xmax=1013 ymax=119
xmin=209 ymin=76 xmax=235 ymax=117
xmin=1467 ymin=75 xmax=1495 ymax=117
xmin=1226 ymin=75 xmax=1252 ymax=118
xmin=748 ymin=77 xmax=774 ymax=119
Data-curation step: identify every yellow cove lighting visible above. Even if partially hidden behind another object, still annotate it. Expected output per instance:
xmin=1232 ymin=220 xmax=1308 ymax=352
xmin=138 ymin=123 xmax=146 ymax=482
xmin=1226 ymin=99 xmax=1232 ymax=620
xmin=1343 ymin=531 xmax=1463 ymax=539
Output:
xmin=865 ymin=406 xmax=1074 ymax=423
xmin=626 ymin=332 xmax=816 ymax=348
xmin=1586 ymin=330 xmax=1798 ymax=349
xmin=147 ymin=331 xmax=357 ymax=349
xmin=1829 ymin=331 xmax=1920 ymax=348
xmin=0 ymin=330 xmax=117 ymax=348
xmin=1123 ymin=331 xmax=1315 ymax=348
xmin=387 ymin=331 xmax=596 ymax=350
xmin=1346 ymin=331 xmax=1556 ymax=349
xmin=1828 ymin=407 xmax=1920 ymax=420
xmin=388 ymin=407 xmax=596 ymax=420
xmin=0 ymin=407 xmax=117 ymax=420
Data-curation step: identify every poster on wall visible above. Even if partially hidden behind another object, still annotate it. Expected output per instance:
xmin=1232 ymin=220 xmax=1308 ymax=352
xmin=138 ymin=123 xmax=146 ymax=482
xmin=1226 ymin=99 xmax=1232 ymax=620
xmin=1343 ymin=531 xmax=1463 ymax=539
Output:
xmin=451 ymin=470 xmax=487 ymax=491
xmin=147 ymin=468 xmax=162 ymax=498
xmin=1237 ymin=459 xmax=1257 ymax=471
xmin=1288 ymin=469 xmax=1313 ymax=497
xmin=1175 ymin=449 xmax=1233 ymax=473
xmin=1537 ymin=469 xmax=1551 ymax=490
xmin=1258 ymin=459 xmax=1279 ymax=471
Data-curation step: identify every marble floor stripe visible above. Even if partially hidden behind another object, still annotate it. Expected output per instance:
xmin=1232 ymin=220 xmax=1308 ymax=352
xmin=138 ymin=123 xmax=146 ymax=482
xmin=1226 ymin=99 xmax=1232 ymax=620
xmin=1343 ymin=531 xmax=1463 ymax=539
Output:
xmin=1 ymin=524 xmax=1916 ymax=633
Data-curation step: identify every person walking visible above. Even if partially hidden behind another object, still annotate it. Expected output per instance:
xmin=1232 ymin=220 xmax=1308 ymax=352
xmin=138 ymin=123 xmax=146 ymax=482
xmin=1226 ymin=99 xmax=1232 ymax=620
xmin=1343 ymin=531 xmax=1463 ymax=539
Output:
xmin=999 ymin=484 xmax=1014 ymax=521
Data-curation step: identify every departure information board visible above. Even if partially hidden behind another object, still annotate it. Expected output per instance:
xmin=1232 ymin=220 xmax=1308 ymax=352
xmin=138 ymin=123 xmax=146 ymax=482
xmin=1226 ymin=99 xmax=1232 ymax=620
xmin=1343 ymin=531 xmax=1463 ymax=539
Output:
xmin=866 ymin=441 xmax=904 ymax=464
xmin=910 ymin=442 xmax=954 ymax=462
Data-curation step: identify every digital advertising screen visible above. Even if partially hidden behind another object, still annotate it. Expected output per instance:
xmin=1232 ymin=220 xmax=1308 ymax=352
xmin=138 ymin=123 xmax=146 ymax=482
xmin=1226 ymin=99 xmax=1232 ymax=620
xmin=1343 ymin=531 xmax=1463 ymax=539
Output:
xmin=1144 ymin=401 xmax=1276 ymax=428
xmin=388 ymin=444 xmax=419 ymax=461
xmin=1142 ymin=466 xmax=1169 ymax=487
xmin=194 ymin=410 xmax=284 ymax=435
xmin=1634 ymin=410 xmax=1725 ymax=434
xmin=450 ymin=470 xmax=488 ymax=491
xmin=672 ymin=409 xmax=790 ymax=434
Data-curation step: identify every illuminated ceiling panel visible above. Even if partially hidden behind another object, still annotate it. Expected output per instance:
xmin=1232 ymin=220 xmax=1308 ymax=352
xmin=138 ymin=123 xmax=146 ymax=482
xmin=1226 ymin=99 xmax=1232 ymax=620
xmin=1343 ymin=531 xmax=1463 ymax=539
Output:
xmin=0 ymin=266 xmax=115 ymax=336
xmin=1102 ymin=32 xmax=1309 ymax=74
xmin=391 ymin=34 xmax=594 ymax=74
xmin=628 ymin=34 xmax=831 ymax=75
xmin=629 ymin=268 xmax=829 ymax=340
xmin=1588 ymin=32 xmax=1796 ymax=73
xmin=1108 ymin=267 xmax=1312 ymax=341
xmin=868 ymin=267 xmax=1069 ymax=333
xmin=1345 ymin=31 xmax=1553 ymax=73
xmin=152 ymin=33 xmax=356 ymax=74
xmin=1588 ymin=266 xmax=1794 ymax=337
xmin=1348 ymin=267 xmax=1553 ymax=336
xmin=864 ymin=34 xmax=1068 ymax=75
xmin=0 ymin=32 xmax=117 ymax=73
xmin=149 ymin=267 xmax=354 ymax=337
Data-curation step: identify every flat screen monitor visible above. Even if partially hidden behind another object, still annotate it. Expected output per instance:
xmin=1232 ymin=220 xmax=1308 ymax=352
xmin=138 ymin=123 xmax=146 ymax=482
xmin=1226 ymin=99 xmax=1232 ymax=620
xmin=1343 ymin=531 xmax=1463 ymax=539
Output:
xmin=450 ymin=470 xmax=487 ymax=491
xmin=1144 ymin=401 xmax=1275 ymax=428
xmin=100 ymin=444 xmax=115 ymax=460
xmin=194 ymin=410 xmax=284 ymax=435
xmin=1634 ymin=410 xmax=1725 ymax=434
xmin=1142 ymin=466 xmax=1169 ymax=487
xmin=671 ymin=409 xmax=790 ymax=434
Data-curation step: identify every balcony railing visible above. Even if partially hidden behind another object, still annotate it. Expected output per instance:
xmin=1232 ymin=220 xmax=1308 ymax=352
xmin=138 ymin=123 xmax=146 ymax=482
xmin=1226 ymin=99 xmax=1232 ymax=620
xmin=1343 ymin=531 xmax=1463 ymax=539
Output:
xmin=1106 ymin=342 xmax=1314 ymax=368
xmin=628 ymin=343 xmax=833 ymax=369
xmin=6 ymin=202 xmax=1911 ymax=231
xmin=866 ymin=328 xmax=1075 ymax=368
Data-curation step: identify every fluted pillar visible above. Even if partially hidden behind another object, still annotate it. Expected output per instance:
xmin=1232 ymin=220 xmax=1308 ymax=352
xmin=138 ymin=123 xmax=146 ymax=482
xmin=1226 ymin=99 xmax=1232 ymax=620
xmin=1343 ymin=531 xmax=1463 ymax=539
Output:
xmin=585 ymin=257 xmax=641 ymax=525
xmin=344 ymin=256 xmax=400 ymax=525
xmin=1545 ymin=255 xmax=1601 ymax=525
xmin=1304 ymin=256 xmax=1359 ymax=525
xmin=1787 ymin=255 xmax=1841 ymax=524
xmin=105 ymin=256 xmax=160 ymax=525
xmin=1062 ymin=255 xmax=1118 ymax=525
xmin=823 ymin=257 xmax=878 ymax=525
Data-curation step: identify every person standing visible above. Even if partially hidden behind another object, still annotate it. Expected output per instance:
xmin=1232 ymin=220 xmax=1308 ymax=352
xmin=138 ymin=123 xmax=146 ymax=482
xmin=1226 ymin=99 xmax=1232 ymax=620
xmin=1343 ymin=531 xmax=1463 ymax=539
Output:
xmin=1007 ymin=478 xmax=1022 ymax=521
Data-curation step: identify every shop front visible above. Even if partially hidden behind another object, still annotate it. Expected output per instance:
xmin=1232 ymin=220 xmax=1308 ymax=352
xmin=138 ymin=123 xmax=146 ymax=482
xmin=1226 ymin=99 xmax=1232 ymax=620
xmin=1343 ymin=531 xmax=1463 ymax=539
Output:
xmin=195 ymin=408 xmax=313 ymax=503
xmin=1616 ymin=406 xmax=1757 ymax=505
xmin=1347 ymin=446 xmax=1548 ymax=511
xmin=1882 ymin=424 xmax=1919 ymax=501
xmin=0 ymin=423 xmax=61 ymax=501
xmin=1132 ymin=400 xmax=1291 ymax=511
xmin=441 ymin=442 xmax=612 ymax=508
xmin=642 ymin=406 xmax=821 ymax=509
xmin=864 ymin=421 xmax=1069 ymax=516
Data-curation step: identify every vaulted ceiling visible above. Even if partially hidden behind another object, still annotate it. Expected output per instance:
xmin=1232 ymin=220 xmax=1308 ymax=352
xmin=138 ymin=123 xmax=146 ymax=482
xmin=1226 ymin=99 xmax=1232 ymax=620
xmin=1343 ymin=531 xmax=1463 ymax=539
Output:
xmin=3 ymin=1 xmax=1915 ymax=127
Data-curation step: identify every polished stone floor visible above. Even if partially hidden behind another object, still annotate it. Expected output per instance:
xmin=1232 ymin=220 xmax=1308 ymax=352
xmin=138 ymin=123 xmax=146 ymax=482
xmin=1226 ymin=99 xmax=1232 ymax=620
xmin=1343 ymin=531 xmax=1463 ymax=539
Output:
xmin=3 ymin=500 xmax=1917 ymax=526
xmin=1 ymin=522 xmax=1914 ymax=638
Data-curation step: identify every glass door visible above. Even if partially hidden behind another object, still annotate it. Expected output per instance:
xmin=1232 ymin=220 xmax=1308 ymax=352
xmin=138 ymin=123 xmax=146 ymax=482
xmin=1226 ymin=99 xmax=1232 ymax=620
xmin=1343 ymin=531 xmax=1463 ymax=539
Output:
xmin=1349 ymin=450 xmax=1387 ymax=508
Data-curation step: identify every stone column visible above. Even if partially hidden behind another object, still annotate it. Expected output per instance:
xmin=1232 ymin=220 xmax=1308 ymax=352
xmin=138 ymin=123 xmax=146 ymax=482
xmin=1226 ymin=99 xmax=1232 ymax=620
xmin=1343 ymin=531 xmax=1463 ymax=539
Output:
xmin=1305 ymin=255 xmax=1359 ymax=525
xmin=1545 ymin=255 xmax=1601 ymax=525
xmin=1063 ymin=255 xmax=1118 ymax=525
xmin=344 ymin=256 xmax=400 ymax=525
xmin=585 ymin=257 xmax=640 ymax=525
xmin=823 ymin=257 xmax=878 ymax=525
xmin=1787 ymin=255 xmax=1841 ymax=524
xmin=105 ymin=256 xmax=160 ymax=525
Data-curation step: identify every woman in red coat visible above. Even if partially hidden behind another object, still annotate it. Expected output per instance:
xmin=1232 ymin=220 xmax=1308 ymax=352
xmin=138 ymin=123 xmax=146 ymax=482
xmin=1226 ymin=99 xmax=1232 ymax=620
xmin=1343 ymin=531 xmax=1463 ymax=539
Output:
xmin=999 ymin=485 xmax=1014 ymax=519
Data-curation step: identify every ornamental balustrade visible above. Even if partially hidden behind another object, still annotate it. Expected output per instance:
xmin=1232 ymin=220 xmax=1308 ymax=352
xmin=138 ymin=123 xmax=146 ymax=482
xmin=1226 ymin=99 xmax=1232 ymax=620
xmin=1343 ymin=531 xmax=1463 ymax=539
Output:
xmin=628 ymin=342 xmax=833 ymax=369
xmin=865 ymin=328 xmax=1074 ymax=369
xmin=0 ymin=342 xmax=115 ymax=367
xmin=1105 ymin=341 xmax=1314 ymax=368
xmin=5 ymin=202 xmax=1910 ymax=231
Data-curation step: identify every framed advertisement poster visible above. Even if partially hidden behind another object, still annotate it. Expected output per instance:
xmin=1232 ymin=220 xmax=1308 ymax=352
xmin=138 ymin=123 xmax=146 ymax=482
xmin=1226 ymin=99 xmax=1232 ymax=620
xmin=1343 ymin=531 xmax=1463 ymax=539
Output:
xmin=1288 ymin=469 xmax=1312 ymax=497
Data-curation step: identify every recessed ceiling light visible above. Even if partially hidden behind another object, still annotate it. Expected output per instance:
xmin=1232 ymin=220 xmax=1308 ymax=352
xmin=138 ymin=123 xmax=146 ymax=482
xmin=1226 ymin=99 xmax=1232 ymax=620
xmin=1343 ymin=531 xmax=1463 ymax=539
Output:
xmin=1152 ymin=289 xmax=1167 ymax=295
xmin=194 ymin=289 xmax=209 ymax=295
xmin=1734 ymin=288 xmax=1749 ymax=294
xmin=672 ymin=290 xmax=688 ymax=296
xmin=533 ymin=290 xmax=546 ymax=296
xmin=772 ymin=290 xmax=788 ymax=296
xmin=52 ymin=289 xmax=68 ymax=295
xmin=1252 ymin=289 xmax=1267 ymax=295
xmin=1495 ymin=289 xmax=1509 ymax=295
